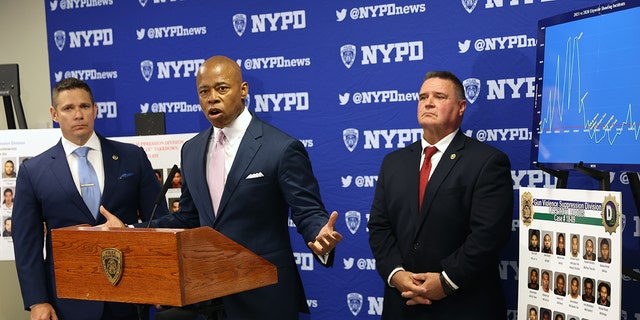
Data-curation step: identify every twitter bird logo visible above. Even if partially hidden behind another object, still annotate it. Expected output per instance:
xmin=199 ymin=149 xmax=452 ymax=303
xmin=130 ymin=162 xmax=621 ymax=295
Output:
xmin=136 ymin=29 xmax=145 ymax=40
xmin=140 ymin=103 xmax=149 ymax=113
xmin=50 ymin=0 xmax=58 ymax=11
xmin=338 ymin=93 xmax=350 ymax=105
xmin=458 ymin=40 xmax=471 ymax=53
xmin=343 ymin=258 xmax=354 ymax=269
xmin=54 ymin=71 xmax=63 ymax=82
xmin=341 ymin=176 xmax=352 ymax=188
xmin=336 ymin=9 xmax=347 ymax=22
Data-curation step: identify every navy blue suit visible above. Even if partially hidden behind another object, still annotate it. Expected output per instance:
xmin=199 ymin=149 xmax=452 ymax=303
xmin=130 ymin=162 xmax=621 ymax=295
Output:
xmin=12 ymin=134 xmax=167 ymax=320
xmin=368 ymin=131 xmax=513 ymax=319
xmin=148 ymin=115 xmax=332 ymax=319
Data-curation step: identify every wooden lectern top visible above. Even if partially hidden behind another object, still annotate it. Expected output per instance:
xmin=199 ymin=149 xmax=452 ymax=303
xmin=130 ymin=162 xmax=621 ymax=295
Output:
xmin=51 ymin=226 xmax=277 ymax=306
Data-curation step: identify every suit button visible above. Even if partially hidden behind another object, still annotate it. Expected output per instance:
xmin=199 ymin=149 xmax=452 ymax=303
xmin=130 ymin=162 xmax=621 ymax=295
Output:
xmin=413 ymin=243 xmax=419 ymax=250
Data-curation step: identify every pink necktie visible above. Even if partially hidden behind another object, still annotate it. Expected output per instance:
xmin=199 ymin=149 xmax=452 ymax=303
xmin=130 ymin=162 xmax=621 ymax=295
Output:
xmin=419 ymin=146 xmax=437 ymax=210
xmin=209 ymin=130 xmax=225 ymax=216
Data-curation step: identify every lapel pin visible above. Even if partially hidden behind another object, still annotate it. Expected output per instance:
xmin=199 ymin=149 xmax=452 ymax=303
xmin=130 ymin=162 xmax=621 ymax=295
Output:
xmin=450 ymin=154 xmax=456 ymax=160
xmin=112 ymin=155 xmax=118 ymax=160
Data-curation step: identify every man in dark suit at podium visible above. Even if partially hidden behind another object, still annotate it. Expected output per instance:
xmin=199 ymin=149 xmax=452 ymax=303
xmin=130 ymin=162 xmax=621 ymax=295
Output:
xmin=12 ymin=77 xmax=167 ymax=320
xmin=101 ymin=55 xmax=342 ymax=320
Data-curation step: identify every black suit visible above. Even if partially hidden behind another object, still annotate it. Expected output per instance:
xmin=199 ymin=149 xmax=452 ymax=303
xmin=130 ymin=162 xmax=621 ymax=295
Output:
xmin=368 ymin=131 xmax=513 ymax=319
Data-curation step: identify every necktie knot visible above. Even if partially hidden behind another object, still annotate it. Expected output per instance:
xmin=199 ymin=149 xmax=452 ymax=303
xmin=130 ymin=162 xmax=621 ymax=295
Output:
xmin=216 ymin=130 xmax=225 ymax=145
xmin=74 ymin=146 xmax=90 ymax=158
xmin=424 ymin=146 xmax=437 ymax=160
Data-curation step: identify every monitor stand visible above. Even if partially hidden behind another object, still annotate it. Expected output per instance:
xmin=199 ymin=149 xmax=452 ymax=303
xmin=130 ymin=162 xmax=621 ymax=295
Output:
xmin=0 ymin=64 xmax=28 ymax=129
xmin=574 ymin=162 xmax=610 ymax=191
xmin=2 ymin=95 xmax=27 ymax=129
xmin=535 ymin=163 xmax=568 ymax=189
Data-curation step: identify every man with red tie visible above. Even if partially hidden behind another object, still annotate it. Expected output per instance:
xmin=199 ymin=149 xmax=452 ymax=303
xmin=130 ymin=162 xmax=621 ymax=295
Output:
xmin=368 ymin=71 xmax=513 ymax=319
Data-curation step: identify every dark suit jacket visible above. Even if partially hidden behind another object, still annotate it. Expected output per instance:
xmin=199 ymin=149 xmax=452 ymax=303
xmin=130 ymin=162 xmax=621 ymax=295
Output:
xmin=12 ymin=134 xmax=167 ymax=319
xmin=148 ymin=115 xmax=332 ymax=319
xmin=368 ymin=130 xmax=513 ymax=320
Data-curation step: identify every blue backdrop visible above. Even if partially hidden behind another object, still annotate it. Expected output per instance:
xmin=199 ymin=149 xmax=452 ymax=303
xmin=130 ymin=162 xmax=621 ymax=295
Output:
xmin=44 ymin=0 xmax=639 ymax=318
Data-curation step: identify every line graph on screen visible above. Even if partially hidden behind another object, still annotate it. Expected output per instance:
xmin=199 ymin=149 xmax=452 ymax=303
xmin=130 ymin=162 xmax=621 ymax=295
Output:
xmin=533 ymin=2 xmax=640 ymax=171
xmin=540 ymin=32 xmax=640 ymax=146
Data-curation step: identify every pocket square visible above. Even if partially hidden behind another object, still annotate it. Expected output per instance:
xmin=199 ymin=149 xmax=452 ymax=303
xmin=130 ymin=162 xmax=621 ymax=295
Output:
xmin=245 ymin=172 xmax=264 ymax=179
xmin=118 ymin=172 xmax=135 ymax=180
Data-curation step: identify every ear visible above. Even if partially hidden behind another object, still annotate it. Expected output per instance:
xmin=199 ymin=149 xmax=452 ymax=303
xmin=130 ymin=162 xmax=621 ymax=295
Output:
xmin=458 ymin=99 xmax=466 ymax=116
xmin=93 ymin=103 xmax=98 ymax=119
xmin=50 ymin=106 xmax=59 ymax=123
xmin=240 ymin=81 xmax=249 ymax=99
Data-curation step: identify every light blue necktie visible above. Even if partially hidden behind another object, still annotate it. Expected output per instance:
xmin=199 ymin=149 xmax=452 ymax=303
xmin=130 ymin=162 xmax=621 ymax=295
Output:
xmin=74 ymin=146 xmax=100 ymax=219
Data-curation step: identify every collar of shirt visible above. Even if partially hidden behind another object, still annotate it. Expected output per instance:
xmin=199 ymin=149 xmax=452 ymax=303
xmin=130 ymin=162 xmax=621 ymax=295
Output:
xmin=62 ymin=131 xmax=105 ymax=194
xmin=419 ymin=128 xmax=458 ymax=171
xmin=61 ymin=131 xmax=102 ymax=156
xmin=213 ymin=107 xmax=251 ymax=148
xmin=208 ymin=107 xmax=252 ymax=177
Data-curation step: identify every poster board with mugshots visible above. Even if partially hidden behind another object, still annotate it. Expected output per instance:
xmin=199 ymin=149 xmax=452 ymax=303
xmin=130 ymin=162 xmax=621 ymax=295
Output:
xmin=0 ymin=129 xmax=194 ymax=261
xmin=518 ymin=187 xmax=621 ymax=320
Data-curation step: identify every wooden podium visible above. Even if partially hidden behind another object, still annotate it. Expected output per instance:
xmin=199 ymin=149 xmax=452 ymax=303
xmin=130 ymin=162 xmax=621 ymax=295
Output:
xmin=50 ymin=226 xmax=277 ymax=306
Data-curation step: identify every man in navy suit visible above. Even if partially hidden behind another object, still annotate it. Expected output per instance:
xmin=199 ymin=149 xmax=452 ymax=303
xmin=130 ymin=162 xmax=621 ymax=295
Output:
xmin=102 ymin=55 xmax=342 ymax=319
xmin=368 ymin=71 xmax=513 ymax=319
xmin=12 ymin=77 xmax=167 ymax=320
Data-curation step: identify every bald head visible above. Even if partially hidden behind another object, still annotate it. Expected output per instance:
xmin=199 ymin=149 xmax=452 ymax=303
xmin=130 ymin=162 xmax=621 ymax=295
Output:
xmin=197 ymin=56 xmax=243 ymax=83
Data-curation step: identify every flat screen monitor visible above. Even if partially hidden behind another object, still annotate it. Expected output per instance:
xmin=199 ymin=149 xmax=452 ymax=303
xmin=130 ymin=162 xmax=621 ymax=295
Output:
xmin=531 ymin=1 xmax=640 ymax=172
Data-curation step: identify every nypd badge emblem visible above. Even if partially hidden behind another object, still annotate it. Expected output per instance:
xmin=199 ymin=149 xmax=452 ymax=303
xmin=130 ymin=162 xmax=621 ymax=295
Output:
xmin=233 ymin=14 xmax=247 ymax=37
xmin=101 ymin=248 xmax=123 ymax=286
xmin=347 ymin=292 xmax=363 ymax=316
xmin=54 ymin=30 xmax=66 ymax=51
xmin=343 ymin=128 xmax=359 ymax=152
xmin=463 ymin=78 xmax=481 ymax=104
xmin=340 ymin=44 xmax=356 ymax=69
xmin=461 ymin=0 xmax=478 ymax=13
xmin=140 ymin=60 xmax=154 ymax=82
xmin=345 ymin=210 xmax=361 ymax=235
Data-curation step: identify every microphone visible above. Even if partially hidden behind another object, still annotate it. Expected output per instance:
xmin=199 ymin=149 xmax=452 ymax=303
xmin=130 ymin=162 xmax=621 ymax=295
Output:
xmin=146 ymin=164 xmax=179 ymax=228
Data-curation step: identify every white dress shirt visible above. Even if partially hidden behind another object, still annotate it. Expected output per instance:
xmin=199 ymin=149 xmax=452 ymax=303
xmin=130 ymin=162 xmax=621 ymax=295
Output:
xmin=62 ymin=132 xmax=104 ymax=195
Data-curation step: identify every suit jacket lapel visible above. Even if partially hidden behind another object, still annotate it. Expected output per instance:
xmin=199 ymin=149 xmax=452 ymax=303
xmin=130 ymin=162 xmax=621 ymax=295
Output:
xmin=100 ymin=136 xmax=117 ymax=215
xmin=49 ymin=140 xmax=96 ymax=221
xmin=192 ymin=127 xmax=216 ymax=226
xmin=407 ymin=141 xmax=422 ymax=219
xmin=415 ymin=131 xmax=466 ymax=237
xmin=216 ymin=117 xmax=262 ymax=219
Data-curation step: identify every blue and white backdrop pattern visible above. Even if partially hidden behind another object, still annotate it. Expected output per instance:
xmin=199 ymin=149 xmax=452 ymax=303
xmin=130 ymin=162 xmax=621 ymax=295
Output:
xmin=45 ymin=0 xmax=639 ymax=318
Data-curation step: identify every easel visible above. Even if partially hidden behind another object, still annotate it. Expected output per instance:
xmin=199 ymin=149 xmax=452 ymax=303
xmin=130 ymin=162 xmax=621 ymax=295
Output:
xmin=537 ymin=162 xmax=640 ymax=280
xmin=0 ymin=64 xmax=28 ymax=129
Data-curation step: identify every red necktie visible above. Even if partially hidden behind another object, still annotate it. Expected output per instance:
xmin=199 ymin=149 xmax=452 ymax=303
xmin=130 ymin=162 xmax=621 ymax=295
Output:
xmin=419 ymin=146 xmax=438 ymax=210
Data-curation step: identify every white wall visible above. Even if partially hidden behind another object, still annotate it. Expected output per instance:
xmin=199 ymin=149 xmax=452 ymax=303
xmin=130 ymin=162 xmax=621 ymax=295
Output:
xmin=0 ymin=1 xmax=49 ymax=319
xmin=0 ymin=1 xmax=52 ymax=130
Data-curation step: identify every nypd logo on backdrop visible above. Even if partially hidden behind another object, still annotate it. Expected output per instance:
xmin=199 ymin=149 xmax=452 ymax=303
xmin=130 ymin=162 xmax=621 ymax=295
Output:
xmin=45 ymin=0 xmax=639 ymax=318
